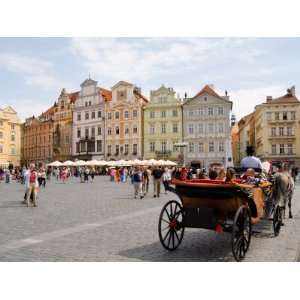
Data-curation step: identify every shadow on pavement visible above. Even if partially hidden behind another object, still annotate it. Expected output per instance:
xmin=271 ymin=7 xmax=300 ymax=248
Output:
xmin=118 ymin=230 xmax=234 ymax=262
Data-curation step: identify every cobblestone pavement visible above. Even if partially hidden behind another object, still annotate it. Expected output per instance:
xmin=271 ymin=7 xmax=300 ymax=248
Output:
xmin=0 ymin=177 xmax=299 ymax=262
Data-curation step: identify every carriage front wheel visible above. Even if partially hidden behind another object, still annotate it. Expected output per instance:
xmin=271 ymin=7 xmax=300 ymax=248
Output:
xmin=231 ymin=205 xmax=252 ymax=262
xmin=158 ymin=200 xmax=185 ymax=251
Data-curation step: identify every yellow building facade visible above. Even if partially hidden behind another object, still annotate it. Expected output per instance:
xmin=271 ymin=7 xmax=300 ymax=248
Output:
xmin=143 ymin=85 xmax=182 ymax=161
xmin=0 ymin=106 xmax=21 ymax=167
xmin=254 ymin=86 xmax=300 ymax=167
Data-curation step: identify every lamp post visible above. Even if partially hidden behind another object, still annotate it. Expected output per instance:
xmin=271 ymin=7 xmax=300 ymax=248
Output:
xmin=174 ymin=142 xmax=188 ymax=166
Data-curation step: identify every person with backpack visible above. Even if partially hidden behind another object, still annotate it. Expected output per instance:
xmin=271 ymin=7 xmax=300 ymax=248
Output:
xmin=152 ymin=166 xmax=163 ymax=198
xmin=132 ymin=166 xmax=144 ymax=199
xmin=25 ymin=163 xmax=39 ymax=207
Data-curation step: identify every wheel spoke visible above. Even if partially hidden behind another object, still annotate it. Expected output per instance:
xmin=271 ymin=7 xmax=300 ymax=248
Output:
xmin=163 ymin=228 xmax=171 ymax=243
xmin=167 ymin=230 xmax=172 ymax=248
xmin=170 ymin=203 xmax=173 ymax=218
xmin=164 ymin=208 xmax=171 ymax=220
xmin=161 ymin=218 xmax=170 ymax=224
xmin=172 ymin=230 xmax=175 ymax=248
xmin=174 ymin=228 xmax=180 ymax=242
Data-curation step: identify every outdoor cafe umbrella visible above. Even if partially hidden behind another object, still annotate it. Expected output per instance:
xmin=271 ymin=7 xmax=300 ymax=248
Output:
xmin=61 ymin=160 xmax=75 ymax=167
xmin=48 ymin=161 xmax=62 ymax=167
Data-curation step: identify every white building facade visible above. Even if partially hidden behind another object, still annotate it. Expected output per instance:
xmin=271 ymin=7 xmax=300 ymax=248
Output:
xmin=183 ymin=85 xmax=233 ymax=169
xmin=72 ymin=78 xmax=109 ymax=160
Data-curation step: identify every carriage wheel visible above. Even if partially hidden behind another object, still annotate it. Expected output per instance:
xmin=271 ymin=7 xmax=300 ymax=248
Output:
xmin=158 ymin=200 xmax=185 ymax=251
xmin=273 ymin=205 xmax=282 ymax=237
xmin=231 ymin=205 xmax=252 ymax=262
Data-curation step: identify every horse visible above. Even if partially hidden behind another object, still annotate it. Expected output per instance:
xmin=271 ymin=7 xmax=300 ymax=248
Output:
xmin=271 ymin=171 xmax=295 ymax=220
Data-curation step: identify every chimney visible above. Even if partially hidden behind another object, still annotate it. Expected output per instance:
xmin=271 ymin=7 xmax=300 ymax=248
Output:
xmin=266 ymin=96 xmax=272 ymax=102
xmin=290 ymin=85 xmax=296 ymax=97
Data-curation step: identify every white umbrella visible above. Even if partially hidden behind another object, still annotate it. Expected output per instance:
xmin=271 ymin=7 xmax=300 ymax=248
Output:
xmin=96 ymin=160 xmax=108 ymax=166
xmin=74 ymin=160 xmax=86 ymax=167
xmin=131 ymin=159 xmax=143 ymax=166
xmin=146 ymin=159 xmax=158 ymax=166
xmin=115 ymin=159 xmax=129 ymax=167
xmin=85 ymin=160 xmax=99 ymax=166
xmin=107 ymin=161 xmax=117 ymax=167
xmin=166 ymin=160 xmax=177 ymax=166
xmin=48 ymin=161 xmax=62 ymax=167
xmin=61 ymin=160 xmax=75 ymax=166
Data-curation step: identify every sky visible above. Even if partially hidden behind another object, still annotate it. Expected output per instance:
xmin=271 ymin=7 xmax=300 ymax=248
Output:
xmin=0 ymin=37 xmax=300 ymax=121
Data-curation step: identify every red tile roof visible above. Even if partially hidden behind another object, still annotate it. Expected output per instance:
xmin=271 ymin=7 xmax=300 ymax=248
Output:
xmin=193 ymin=84 xmax=221 ymax=99
xmin=265 ymin=93 xmax=299 ymax=104
xmin=134 ymin=90 xmax=149 ymax=102
xmin=67 ymin=91 xmax=80 ymax=103
xmin=100 ymin=88 xmax=112 ymax=101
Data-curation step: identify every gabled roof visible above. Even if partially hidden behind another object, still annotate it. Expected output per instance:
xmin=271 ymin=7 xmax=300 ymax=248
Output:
xmin=238 ymin=112 xmax=254 ymax=126
xmin=39 ymin=105 xmax=55 ymax=118
xmin=3 ymin=106 xmax=17 ymax=114
xmin=193 ymin=84 xmax=222 ymax=99
xmin=80 ymin=78 xmax=97 ymax=87
xmin=111 ymin=80 xmax=134 ymax=89
xmin=100 ymin=88 xmax=112 ymax=101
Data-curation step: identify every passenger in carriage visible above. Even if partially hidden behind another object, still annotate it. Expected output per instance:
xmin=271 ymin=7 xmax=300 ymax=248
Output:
xmin=208 ymin=169 xmax=218 ymax=180
xmin=241 ymin=168 xmax=259 ymax=186
xmin=241 ymin=145 xmax=263 ymax=171
xmin=216 ymin=167 xmax=226 ymax=180
xmin=225 ymin=168 xmax=236 ymax=183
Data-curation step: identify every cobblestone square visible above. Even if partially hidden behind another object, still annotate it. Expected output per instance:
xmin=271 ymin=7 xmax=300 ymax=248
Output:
xmin=0 ymin=177 xmax=299 ymax=262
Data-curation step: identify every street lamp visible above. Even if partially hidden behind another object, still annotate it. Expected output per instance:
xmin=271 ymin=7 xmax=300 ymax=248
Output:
xmin=174 ymin=142 xmax=188 ymax=166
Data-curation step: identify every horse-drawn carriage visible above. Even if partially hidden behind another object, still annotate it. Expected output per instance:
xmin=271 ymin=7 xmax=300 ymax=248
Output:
xmin=158 ymin=177 xmax=283 ymax=261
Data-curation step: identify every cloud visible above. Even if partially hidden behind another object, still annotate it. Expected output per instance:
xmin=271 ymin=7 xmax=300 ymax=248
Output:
xmin=0 ymin=52 xmax=64 ymax=90
xmin=70 ymin=38 xmax=265 ymax=84
xmin=230 ymin=85 xmax=287 ymax=120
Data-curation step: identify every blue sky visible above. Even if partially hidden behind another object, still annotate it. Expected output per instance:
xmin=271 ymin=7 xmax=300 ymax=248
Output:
xmin=0 ymin=37 xmax=300 ymax=121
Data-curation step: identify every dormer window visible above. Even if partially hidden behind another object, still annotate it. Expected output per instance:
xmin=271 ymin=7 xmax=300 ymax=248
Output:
xmin=204 ymin=97 xmax=207 ymax=101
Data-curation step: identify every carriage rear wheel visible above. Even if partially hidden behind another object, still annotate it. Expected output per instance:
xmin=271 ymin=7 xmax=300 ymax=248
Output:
xmin=158 ymin=200 xmax=185 ymax=251
xmin=231 ymin=205 xmax=252 ymax=262
xmin=273 ymin=205 xmax=282 ymax=237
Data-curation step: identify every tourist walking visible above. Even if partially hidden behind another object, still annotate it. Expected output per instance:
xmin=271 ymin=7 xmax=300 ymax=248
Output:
xmin=132 ymin=166 xmax=144 ymax=199
xmin=84 ymin=167 xmax=89 ymax=183
xmin=142 ymin=167 xmax=151 ymax=195
xmin=162 ymin=168 xmax=171 ymax=194
xmin=24 ymin=163 xmax=39 ymax=207
xmin=152 ymin=166 xmax=163 ymax=198
xmin=90 ymin=167 xmax=95 ymax=182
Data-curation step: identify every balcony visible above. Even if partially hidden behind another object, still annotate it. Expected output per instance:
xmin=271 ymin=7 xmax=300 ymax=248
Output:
xmin=268 ymin=134 xmax=295 ymax=140
xmin=268 ymin=119 xmax=296 ymax=124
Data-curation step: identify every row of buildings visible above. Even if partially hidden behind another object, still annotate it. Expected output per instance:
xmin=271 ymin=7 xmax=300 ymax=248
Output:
xmin=232 ymin=86 xmax=300 ymax=167
xmin=2 ymin=78 xmax=299 ymax=170
xmin=2 ymin=79 xmax=234 ymax=169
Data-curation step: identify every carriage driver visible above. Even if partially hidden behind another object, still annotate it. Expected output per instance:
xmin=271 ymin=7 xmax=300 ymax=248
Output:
xmin=241 ymin=145 xmax=263 ymax=172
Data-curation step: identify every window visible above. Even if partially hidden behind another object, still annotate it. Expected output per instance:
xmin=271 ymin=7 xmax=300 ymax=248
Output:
xmin=218 ymin=107 xmax=224 ymax=115
xmin=133 ymin=110 xmax=138 ymax=118
xmin=124 ymin=144 xmax=129 ymax=154
xmin=125 ymin=127 xmax=129 ymax=135
xmin=150 ymin=125 xmax=155 ymax=134
xmin=85 ymin=102 xmax=88 ymax=107
xmin=279 ymin=127 xmax=284 ymax=136
xmin=218 ymin=123 xmax=224 ymax=133
xmin=208 ymin=107 xmax=213 ymax=116
xmin=115 ymin=126 xmax=120 ymax=135
xmin=161 ymin=123 xmax=166 ymax=134
xmin=11 ymin=147 xmax=16 ymax=155
xmin=107 ymin=145 xmax=112 ymax=155
xmin=0 ymin=120 xmax=3 ymax=126
xmin=85 ymin=112 xmax=89 ymax=120
xmin=172 ymin=110 xmax=178 ymax=117
xmin=173 ymin=123 xmax=178 ymax=133
xmin=209 ymin=141 xmax=214 ymax=152
xmin=188 ymin=124 xmax=194 ymax=134
xmin=115 ymin=111 xmax=120 ymax=119
xmin=219 ymin=141 xmax=224 ymax=152
xmin=189 ymin=142 xmax=194 ymax=153
xmin=133 ymin=144 xmax=137 ymax=154
xmin=173 ymin=141 xmax=178 ymax=152
xmin=11 ymin=134 xmax=15 ymax=142
xmin=97 ymin=140 xmax=102 ymax=152
xmin=198 ymin=142 xmax=204 ymax=153
xmin=77 ymin=113 xmax=81 ymax=121
xmin=287 ymin=127 xmax=292 ymax=136
xmin=85 ymin=128 xmax=89 ymax=138
xmin=97 ymin=126 xmax=102 ymax=136
xmin=150 ymin=142 xmax=155 ymax=152
xmin=107 ymin=127 xmax=112 ymax=135
xmin=188 ymin=110 xmax=194 ymax=117
xmin=161 ymin=141 xmax=167 ymax=152
xmin=291 ymin=111 xmax=296 ymax=120
xmin=198 ymin=123 xmax=204 ymax=134
xmin=161 ymin=110 xmax=166 ymax=118
xmin=107 ymin=112 xmax=112 ymax=120
xmin=208 ymin=123 xmax=214 ymax=134
xmin=0 ymin=131 xmax=3 ymax=139
xmin=150 ymin=111 xmax=155 ymax=118
xmin=76 ymin=142 xmax=80 ymax=153
xmin=124 ymin=111 xmax=129 ymax=119
xmin=287 ymin=144 xmax=293 ymax=155
xmin=266 ymin=112 xmax=272 ymax=121
xmin=89 ymin=101 xmax=92 ymax=106
xmin=133 ymin=127 xmax=138 ymax=134
xmin=283 ymin=112 xmax=287 ymax=120
xmin=91 ymin=111 xmax=95 ymax=119
xmin=91 ymin=127 xmax=95 ymax=137
xmin=271 ymin=127 xmax=276 ymax=136
xmin=115 ymin=145 xmax=119 ymax=155
xmin=98 ymin=111 xmax=102 ymax=118
xmin=279 ymin=144 xmax=285 ymax=155
xmin=77 ymin=129 xmax=81 ymax=138
xmin=271 ymin=144 xmax=276 ymax=155
xmin=275 ymin=112 xmax=280 ymax=120
xmin=199 ymin=108 xmax=204 ymax=116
